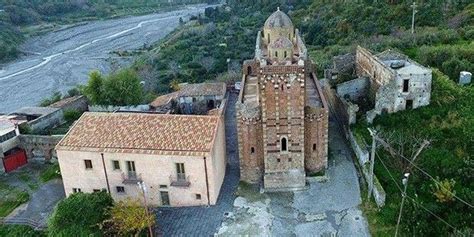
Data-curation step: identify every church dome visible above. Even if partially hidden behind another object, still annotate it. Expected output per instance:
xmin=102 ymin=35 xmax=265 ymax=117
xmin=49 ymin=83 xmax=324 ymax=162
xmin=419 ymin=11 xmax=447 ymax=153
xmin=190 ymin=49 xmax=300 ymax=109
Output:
xmin=264 ymin=8 xmax=293 ymax=29
xmin=269 ymin=37 xmax=293 ymax=49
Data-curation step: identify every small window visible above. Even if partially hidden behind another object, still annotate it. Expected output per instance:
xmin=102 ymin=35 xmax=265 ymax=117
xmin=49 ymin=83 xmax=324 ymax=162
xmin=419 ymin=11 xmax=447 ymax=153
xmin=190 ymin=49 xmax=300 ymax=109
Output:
xmin=277 ymin=158 xmax=281 ymax=162
xmin=313 ymin=144 xmax=316 ymax=151
xmin=251 ymin=147 xmax=255 ymax=154
xmin=93 ymin=189 xmax=101 ymax=193
xmin=403 ymin=79 xmax=409 ymax=92
xmin=112 ymin=160 xmax=120 ymax=170
xmin=159 ymin=185 xmax=168 ymax=189
xmin=116 ymin=186 xmax=125 ymax=193
xmin=275 ymin=51 xmax=278 ymax=57
xmin=288 ymin=158 xmax=292 ymax=162
xmin=267 ymin=34 xmax=270 ymax=43
xmin=84 ymin=160 xmax=92 ymax=169
xmin=195 ymin=194 xmax=202 ymax=200
xmin=281 ymin=84 xmax=284 ymax=91
xmin=284 ymin=51 xmax=287 ymax=58
xmin=72 ymin=188 xmax=81 ymax=193
xmin=281 ymin=137 xmax=288 ymax=152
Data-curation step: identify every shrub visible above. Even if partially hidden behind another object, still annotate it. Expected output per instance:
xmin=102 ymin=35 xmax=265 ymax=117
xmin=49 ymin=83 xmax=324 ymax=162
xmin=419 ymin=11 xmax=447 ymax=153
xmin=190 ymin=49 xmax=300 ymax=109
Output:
xmin=63 ymin=109 xmax=82 ymax=123
xmin=48 ymin=191 xmax=114 ymax=235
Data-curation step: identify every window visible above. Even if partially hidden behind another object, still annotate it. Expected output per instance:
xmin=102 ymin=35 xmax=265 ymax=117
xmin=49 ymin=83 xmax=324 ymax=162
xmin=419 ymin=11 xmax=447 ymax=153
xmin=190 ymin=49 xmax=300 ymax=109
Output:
xmin=116 ymin=186 xmax=125 ymax=193
xmin=267 ymin=34 xmax=270 ymax=43
xmin=403 ymin=79 xmax=409 ymax=92
xmin=251 ymin=147 xmax=255 ymax=154
xmin=288 ymin=158 xmax=292 ymax=162
xmin=112 ymin=160 xmax=120 ymax=170
xmin=284 ymin=51 xmax=287 ymax=58
xmin=195 ymin=194 xmax=202 ymax=200
xmin=176 ymin=163 xmax=186 ymax=181
xmin=275 ymin=51 xmax=278 ymax=57
xmin=313 ymin=144 xmax=316 ymax=151
xmin=84 ymin=160 xmax=92 ymax=169
xmin=159 ymin=185 xmax=168 ymax=189
xmin=281 ymin=84 xmax=284 ymax=91
xmin=281 ymin=137 xmax=288 ymax=152
xmin=277 ymin=158 xmax=281 ymax=162
xmin=72 ymin=188 xmax=81 ymax=193
xmin=93 ymin=189 xmax=101 ymax=193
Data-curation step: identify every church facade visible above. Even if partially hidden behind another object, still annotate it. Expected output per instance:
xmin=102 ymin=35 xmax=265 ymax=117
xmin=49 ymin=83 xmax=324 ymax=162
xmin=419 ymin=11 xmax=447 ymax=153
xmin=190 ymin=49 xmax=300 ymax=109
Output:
xmin=236 ymin=9 xmax=329 ymax=191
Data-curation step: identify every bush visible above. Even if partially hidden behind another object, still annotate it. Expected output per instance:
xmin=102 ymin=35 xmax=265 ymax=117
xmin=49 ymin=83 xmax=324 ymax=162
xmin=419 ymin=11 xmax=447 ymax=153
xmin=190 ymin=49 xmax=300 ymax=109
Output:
xmin=48 ymin=191 xmax=114 ymax=235
xmin=63 ymin=109 xmax=82 ymax=123
xmin=0 ymin=225 xmax=45 ymax=237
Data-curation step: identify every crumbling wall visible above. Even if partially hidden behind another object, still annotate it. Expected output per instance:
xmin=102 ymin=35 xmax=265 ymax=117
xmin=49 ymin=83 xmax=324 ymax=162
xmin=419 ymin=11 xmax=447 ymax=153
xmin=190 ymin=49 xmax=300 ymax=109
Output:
xmin=336 ymin=77 xmax=370 ymax=102
xmin=19 ymin=135 xmax=63 ymax=161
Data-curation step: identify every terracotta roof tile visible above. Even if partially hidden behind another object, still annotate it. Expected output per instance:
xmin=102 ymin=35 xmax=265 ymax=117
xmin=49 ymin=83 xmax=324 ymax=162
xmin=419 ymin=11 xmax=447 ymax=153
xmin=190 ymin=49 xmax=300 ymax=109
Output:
xmin=57 ymin=112 xmax=219 ymax=155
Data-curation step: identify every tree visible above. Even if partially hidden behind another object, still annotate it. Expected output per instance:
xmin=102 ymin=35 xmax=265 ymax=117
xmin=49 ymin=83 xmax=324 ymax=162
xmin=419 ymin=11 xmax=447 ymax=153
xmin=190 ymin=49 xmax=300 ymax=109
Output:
xmin=103 ymin=198 xmax=155 ymax=237
xmin=48 ymin=191 xmax=114 ymax=235
xmin=83 ymin=70 xmax=105 ymax=105
xmin=103 ymin=68 xmax=144 ymax=106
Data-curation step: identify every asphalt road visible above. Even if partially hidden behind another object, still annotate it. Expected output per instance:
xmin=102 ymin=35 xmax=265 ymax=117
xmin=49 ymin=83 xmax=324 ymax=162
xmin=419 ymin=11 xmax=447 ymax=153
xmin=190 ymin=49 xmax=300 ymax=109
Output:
xmin=0 ymin=4 xmax=214 ymax=113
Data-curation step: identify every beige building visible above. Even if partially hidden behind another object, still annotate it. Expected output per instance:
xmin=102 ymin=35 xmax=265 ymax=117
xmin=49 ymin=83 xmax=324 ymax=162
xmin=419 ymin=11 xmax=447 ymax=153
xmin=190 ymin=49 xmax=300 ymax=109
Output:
xmin=56 ymin=111 xmax=226 ymax=207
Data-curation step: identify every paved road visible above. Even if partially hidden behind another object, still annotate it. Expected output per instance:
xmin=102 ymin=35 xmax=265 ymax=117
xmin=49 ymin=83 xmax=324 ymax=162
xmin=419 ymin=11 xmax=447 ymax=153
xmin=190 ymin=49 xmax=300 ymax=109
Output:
xmin=0 ymin=4 xmax=214 ymax=113
xmin=155 ymin=92 xmax=240 ymax=236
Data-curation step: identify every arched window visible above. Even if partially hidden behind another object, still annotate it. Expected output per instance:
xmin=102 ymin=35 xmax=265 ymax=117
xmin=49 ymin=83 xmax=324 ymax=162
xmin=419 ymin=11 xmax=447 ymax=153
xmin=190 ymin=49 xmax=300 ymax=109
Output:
xmin=281 ymin=84 xmax=284 ymax=91
xmin=251 ymin=147 xmax=255 ymax=154
xmin=284 ymin=51 xmax=287 ymax=58
xmin=275 ymin=51 xmax=278 ymax=57
xmin=281 ymin=137 xmax=287 ymax=152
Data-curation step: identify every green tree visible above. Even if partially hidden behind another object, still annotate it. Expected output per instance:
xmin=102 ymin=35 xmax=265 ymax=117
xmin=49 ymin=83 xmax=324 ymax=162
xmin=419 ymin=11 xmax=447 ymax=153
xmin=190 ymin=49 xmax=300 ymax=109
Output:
xmin=103 ymin=68 xmax=144 ymax=106
xmin=48 ymin=191 xmax=114 ymax=236
xmin=83 ymin=70 xmax=105 ymax=105
xmin=103 ymin=198 xmax=155 ymax=237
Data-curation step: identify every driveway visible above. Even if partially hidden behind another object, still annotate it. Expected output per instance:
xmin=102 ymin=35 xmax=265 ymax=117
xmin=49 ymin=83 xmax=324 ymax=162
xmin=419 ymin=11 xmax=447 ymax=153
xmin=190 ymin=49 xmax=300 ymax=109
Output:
xmin=216 ymin=120 xmax=370 ymax=236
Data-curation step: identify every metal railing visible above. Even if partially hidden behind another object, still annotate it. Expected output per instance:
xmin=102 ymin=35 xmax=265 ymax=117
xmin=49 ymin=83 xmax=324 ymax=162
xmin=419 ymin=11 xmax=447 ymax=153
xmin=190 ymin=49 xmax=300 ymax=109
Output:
xmin=122 ymin=171 xmax=142 ymax=184
xmin=169 ymin=174 xmax=190 ymax=187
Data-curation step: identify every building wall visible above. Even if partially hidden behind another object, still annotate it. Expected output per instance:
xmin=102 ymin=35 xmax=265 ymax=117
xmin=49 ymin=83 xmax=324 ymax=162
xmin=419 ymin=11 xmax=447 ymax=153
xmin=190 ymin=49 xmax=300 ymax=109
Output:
xmin=237 ymin=118 xmax=264 ymax=184
xmin=29 ymin=109 xmax=64 ymax=133
xmin=57 ymin=149 xmax=223 ymax=207
xmin=259 ymin=65 xmax=306 ymax=190
xmin=209 ymin=115 xmax=227 ymax=204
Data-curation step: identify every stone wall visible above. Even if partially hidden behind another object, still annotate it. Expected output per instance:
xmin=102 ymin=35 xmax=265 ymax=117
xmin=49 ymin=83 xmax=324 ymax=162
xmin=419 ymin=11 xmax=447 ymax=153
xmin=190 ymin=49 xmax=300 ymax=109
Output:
xmin=49 ymin=95 xmax=88 ymax=112
xmin=29 ymin=110 xmax=64 ymax=134
xmin=336 ymin=77 xmax=370 ymax=102
xmin=19 ymin=135 xmax=63 ymax=161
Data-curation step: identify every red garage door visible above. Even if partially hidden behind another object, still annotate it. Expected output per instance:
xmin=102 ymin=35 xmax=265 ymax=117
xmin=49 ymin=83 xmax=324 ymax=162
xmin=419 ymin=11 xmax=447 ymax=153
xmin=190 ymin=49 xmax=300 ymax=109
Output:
xmin=3 ymin=148 xmax=27 ymax=173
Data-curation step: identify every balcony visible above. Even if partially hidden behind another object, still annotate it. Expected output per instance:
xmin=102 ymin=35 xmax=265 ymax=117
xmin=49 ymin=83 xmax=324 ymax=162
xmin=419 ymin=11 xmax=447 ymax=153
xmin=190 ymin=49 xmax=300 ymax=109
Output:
xmin=122 ymin=171 xmax=142 ymax=184
xmin=170 ymin=174 xmax=190 ymax=187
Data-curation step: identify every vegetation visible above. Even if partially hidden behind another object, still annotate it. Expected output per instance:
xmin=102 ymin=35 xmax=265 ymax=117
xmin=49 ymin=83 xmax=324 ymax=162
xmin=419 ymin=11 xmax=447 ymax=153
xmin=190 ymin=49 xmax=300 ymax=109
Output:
xmin=353 ymin=69 xmax=473 ymax=236
xmin=0 ymin=185 xmax=29 ymax=218
xmin=0 ymin=0 xmax=218 ymax=63
xmin=0 ymin=225 xmax=45 ymax=237
xmin=48 ymin=191 xmax=114 ymax=236
xmin=39 ymin=163 xmax=61 ymax=183
xmin=103 ymin=198 xmax=155 ymax=236
xmin=82 ymin=69 xmax=145 ymax=106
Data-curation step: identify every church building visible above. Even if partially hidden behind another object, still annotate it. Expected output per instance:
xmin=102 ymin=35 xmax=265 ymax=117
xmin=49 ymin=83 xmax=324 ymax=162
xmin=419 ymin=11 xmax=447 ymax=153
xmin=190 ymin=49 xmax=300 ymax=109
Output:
xmin=236 ymin=8 xmax=329 ymax=191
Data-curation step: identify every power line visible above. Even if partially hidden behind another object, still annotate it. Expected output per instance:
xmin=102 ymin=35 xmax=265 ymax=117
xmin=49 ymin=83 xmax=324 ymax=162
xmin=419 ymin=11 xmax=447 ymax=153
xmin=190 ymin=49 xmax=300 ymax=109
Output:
xmin=394 ymin=151 xmax=474 ymax=209
xmin=375 ymin=152 xmax=461 ymax=235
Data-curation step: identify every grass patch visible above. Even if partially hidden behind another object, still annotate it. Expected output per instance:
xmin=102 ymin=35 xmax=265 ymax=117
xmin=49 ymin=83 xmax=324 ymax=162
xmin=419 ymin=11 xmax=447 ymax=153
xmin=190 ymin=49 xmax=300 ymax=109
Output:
xmin=0 ymin=190 xmax=30 ymax=217
xmin=40 ymin=163 xmax=61 ymax=183
xmin=0 ymin=224 xmax=45 ymax=237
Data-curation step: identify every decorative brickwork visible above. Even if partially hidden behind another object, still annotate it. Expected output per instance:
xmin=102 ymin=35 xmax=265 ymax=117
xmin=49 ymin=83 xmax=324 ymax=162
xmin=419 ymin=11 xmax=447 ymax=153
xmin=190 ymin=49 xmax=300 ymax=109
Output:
xmin=236 ymin=9 xmax=328 ymax=191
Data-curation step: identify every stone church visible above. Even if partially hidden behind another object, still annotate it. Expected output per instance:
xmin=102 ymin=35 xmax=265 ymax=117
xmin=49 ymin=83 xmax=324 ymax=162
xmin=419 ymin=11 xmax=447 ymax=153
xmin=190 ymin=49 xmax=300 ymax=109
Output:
xmin=236 ymin=9 xmax=328 ymax=191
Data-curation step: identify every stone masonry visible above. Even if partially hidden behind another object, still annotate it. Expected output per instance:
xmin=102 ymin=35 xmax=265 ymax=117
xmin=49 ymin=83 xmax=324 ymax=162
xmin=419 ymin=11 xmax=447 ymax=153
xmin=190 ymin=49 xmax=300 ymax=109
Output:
xmin=236 ymin=9 xmax=328 ymax=191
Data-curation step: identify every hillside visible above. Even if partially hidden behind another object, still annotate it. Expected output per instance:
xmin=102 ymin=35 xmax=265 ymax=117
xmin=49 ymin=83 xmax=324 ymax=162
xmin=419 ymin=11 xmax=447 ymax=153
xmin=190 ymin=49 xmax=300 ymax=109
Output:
xmin=0 ymin=0 xmax=217 ymax=63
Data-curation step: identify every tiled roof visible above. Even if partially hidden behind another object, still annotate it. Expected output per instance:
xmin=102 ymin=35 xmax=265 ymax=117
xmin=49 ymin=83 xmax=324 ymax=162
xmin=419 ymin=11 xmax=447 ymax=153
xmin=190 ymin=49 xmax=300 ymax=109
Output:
xmin=56 ymin=112 xmax=219 ymax=156
xmin=150 ymin=82 xmax=226 ymax=108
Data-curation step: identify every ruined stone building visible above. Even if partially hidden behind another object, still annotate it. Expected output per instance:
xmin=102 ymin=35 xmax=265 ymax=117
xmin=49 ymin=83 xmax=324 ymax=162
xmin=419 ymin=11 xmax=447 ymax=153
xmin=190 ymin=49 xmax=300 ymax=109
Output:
xmin=236 ymin=9 xmax=328 ymax=191
xmin=356 ymin=46 xmax=432 ymax=121
xmin=326 ymin=46 xmax=432 ymax=124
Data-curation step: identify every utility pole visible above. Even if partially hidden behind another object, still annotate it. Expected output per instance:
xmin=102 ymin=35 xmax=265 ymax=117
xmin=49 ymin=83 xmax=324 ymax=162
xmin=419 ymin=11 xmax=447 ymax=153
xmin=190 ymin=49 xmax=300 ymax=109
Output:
xmin=138 ymin=181 xmax=154 ymax=237
xmin=395 ymin=173 xmax=410 ymax=237
xmin=411 ymin=1 xmax=418 ymax=34
xmin=367 ymin=128 xmax=377 ymax=200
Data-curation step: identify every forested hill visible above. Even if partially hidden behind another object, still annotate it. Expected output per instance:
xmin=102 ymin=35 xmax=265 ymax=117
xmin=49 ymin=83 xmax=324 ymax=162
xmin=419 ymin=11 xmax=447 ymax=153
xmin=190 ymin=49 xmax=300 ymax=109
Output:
xmin=0 ymin=0 xmax=218 ymax=63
